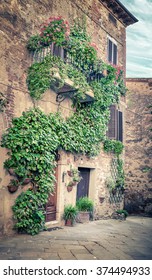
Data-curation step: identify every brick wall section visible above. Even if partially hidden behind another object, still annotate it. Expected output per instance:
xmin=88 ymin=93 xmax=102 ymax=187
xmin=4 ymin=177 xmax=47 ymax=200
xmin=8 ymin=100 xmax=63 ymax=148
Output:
xmin=0 ymin=0 xmax=127 ymax=235
xmin=125 ymin=78 xmax=152 ymax=216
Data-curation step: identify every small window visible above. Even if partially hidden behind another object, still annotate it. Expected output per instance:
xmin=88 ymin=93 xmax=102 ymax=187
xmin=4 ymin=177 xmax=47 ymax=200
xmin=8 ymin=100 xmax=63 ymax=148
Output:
xmin=107 ymin=105 xmax=123 ymax=142
xmin=107 ymin=38 xmax=117 ymax=65
xmin=109 ymin=13 xmax=117 ymax=27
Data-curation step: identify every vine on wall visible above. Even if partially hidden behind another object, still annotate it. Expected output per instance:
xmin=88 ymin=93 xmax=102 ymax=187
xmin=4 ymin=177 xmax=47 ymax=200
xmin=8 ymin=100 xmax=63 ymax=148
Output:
xmin=1 ymin=17 xmax=125 ymax=235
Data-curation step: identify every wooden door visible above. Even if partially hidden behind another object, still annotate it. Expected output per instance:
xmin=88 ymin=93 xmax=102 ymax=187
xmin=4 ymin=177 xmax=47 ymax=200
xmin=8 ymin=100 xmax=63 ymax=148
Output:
xmin=45 ymin=168 xmax=57 ymax=222
xmin=76 ymin=168 xmax=90 ymax=200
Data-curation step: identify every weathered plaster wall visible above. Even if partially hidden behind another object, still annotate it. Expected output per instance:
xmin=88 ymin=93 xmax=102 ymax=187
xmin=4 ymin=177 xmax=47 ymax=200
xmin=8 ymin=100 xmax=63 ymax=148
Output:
xmin=0 ymin=0 xmax=126 ymax=235
xmin=125 ymin=78 xmax=152 ymax=216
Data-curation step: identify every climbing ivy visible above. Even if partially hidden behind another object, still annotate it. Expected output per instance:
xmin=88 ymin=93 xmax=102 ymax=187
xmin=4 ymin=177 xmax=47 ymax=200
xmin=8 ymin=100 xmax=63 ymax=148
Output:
xmin=1 ymin=109 xmax=61 ymax=234
xmin=1 ymin=17 xmax=125 ymax=235
xmin=103 ymin=139 xmax=124 ymax=156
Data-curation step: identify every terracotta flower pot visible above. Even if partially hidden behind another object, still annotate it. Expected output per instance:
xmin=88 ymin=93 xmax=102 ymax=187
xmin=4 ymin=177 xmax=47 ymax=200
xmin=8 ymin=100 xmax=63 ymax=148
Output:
xmin=22 ymin=178 xmax=32 ymax=185
xmin=76 ymin=211 xmax=90 ymax=223
xmin=65 ymin=219 xmax=73 ymax=226
xmin=7 ymin=184 xmax=18 ymax=193
xmin=67 ymin=185 xmax=73 ymax=192
xmin=67 ymin=170 xmax=73 ymax=177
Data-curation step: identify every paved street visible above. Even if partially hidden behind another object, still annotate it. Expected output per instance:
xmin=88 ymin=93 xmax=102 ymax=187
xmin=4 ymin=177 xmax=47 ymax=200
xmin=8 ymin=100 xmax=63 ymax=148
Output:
xmin=0 ymin=216 xmax=152 ymax=260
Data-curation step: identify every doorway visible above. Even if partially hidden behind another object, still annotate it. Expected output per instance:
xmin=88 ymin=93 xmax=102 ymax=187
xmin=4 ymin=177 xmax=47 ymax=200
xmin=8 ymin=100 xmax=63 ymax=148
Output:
xmin=45 ymin=168 xmax=58 ymax=222
xmin=76 ymin=168 xmax=90 ymax=200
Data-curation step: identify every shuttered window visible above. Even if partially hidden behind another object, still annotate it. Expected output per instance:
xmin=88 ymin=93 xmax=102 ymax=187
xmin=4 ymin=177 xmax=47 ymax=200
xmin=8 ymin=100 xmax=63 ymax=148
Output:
xmin=107 ymin=105 xmax=117 ymax=139
xmin=117 ymin=111 xmax=123 ymax=142
xmin=107 ymin=105 xmax=123 ymax=142
xmin=108 ymin=39 xmax=117 ymax=65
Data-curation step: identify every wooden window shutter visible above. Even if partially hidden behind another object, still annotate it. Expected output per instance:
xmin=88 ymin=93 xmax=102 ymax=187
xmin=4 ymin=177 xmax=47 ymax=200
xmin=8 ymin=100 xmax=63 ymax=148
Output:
xmin=107 ymin=105 xmax=117 ymax=139
xmin=108 ymin=39 xmax=112 ymax=63
xmin=113 ymin=44 xmax=117 ymax=65
xmin=117 ymin=111 xmax=123 ymax=142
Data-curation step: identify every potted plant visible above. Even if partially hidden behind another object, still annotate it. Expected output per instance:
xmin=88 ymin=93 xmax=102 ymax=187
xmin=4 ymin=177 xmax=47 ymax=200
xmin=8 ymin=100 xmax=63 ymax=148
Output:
xmin=76 ymin=196 xmax=94 ymax=223
xmin=67 ymin=168 xmax=82 ymax=183
xmin=106 ymin=177 xmax=117 ymax=195
xmin=63 ymin=204 xmax=78 ymax=226
xmin=112 ymin=209 xmax=129 ymax=220
xmin=7 ymin=179 xmax=19 ymax=193
xmin=67 ymin=181 xmax=75 ymax=192
xmin=73 ymin=169 xmax=82 ymax=184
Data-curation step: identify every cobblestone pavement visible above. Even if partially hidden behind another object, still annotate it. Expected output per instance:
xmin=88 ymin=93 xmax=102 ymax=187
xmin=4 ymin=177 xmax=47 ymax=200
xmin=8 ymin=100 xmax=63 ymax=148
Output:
xmin=0 ymin=216 xmax=152 ymax=260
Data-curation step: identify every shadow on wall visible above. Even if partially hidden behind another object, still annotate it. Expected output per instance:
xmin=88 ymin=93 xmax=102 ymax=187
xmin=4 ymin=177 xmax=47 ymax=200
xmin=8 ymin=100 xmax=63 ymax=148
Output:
xmin=124 ymin=190 xmax=152 ymax=217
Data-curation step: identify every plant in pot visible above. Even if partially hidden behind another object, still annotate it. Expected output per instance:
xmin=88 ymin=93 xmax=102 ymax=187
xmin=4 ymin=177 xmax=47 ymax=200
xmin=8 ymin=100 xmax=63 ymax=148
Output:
xmin=67 ymin=181 xmax=75 ymax=192
xmin=106 ymin=177 xmax=117 ymax=195
xmin=73 ymin=169 xmax=82 ymax=184
xmin=7 ymin=179 xmax=19 ymax=193
xmin=112 ymin=209 xmax=129 ymax=220
xmin=63 ymin=204 xmax=78 ymax=226
xmin=67 ymin=168 xmax=82 ymax=186
xmin=67 ymin=167 xmax=78 ymax=177
xmin=76 ymin=196 xmax=94 ymax=223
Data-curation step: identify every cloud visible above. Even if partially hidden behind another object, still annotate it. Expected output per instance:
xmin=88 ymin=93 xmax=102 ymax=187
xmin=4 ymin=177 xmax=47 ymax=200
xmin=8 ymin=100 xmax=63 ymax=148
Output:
xmin=120 ymin=0 xmax=152 ymax=77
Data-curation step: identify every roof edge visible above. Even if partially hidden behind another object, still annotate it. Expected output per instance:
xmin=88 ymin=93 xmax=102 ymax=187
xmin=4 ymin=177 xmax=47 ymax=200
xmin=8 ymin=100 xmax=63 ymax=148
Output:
xmin=115 ymin=0 xmax=138 ymax=23
xmin=99 ymin=0 xmax=138 ymax=27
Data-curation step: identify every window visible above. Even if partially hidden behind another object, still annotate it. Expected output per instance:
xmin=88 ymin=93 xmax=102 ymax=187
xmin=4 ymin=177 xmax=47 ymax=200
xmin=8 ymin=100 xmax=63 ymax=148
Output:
xmin=109 ymin=13 xmax=117 ymax=27
xmin=107 ymin=105 xmax=123 ymax=142
xmin=107 ymin=38 xmax=117 ymax=65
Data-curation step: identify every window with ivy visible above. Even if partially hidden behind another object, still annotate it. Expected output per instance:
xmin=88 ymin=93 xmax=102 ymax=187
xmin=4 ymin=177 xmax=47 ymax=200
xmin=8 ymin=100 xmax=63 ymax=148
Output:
xmin=107 ymin=105 xmax=123 ymax=142
xmin=107 ymin=38 xmax=117 ymax=65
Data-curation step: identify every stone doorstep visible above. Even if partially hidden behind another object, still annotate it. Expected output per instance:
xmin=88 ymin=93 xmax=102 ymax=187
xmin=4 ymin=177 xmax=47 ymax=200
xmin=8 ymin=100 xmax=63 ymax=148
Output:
xmin=45 ymin=220 xmax=62 ymax=229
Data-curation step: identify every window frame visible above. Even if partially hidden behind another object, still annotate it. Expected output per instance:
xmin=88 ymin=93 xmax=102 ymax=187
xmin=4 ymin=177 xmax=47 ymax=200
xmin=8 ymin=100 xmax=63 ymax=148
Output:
xmin=106 ymin=105 xmax=123 ymax=142
xmin=107 ymin=37 xmax=118 ymax=65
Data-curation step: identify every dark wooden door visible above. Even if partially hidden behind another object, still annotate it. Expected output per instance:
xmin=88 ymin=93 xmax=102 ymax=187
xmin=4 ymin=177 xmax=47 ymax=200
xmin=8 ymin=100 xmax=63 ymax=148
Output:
xmin=45 ymin=168 xmax=57 ymax=222
xmin=76 ymin=168 xmax=90 ymax=200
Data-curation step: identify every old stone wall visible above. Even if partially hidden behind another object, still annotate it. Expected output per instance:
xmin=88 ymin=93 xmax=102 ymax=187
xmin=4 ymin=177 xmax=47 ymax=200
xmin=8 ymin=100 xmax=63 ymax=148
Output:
xmin=125 ymin=78 xmax=152 ymax=216
xmin=0 ymin=0 xmax=126 ymax=235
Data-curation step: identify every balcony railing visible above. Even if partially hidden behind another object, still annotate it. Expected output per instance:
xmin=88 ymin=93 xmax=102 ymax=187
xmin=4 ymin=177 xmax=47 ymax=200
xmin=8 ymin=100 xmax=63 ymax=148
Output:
xmin=30 ymin=43 xmax=105 ymax=85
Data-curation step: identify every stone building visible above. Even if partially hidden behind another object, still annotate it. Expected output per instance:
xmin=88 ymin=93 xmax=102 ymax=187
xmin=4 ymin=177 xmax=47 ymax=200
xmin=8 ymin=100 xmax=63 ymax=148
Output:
xmin=0 ymin=0 xmax=137 ymax=235
xmin=125 ymin=78 xmax=152 ymax=216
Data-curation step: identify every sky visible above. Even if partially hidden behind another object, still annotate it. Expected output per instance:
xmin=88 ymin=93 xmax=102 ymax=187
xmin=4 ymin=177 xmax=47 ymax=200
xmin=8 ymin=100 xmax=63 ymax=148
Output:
xmin=120 ymin=0 xmax=152 ymax=78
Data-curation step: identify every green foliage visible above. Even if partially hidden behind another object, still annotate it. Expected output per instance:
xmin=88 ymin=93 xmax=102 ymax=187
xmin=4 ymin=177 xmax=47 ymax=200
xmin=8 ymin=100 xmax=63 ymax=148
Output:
xmin=106 ymin=158 xmax=125 ymax=192
xmin=27 ymin=54 xmax=90 ymax=101
xmin=27 ymin=16 xmax=70 ymax=51
xmin=116 ymin=158 xmax=125 ymax=187
xmin=1 ymin=108 xmax=60 ymax=234
xmin=106 ymin=177 xmax=116 ymax=191
xmin=76 ymin=197 xmax=94 ymax=212
xmin=116 ymin=209 xmax=128 ymax=218
xmin=12 ymin=190 xmax=45 ymax=235
xmin=63 ymin=204 xmax=78 ymax=222
xmin=103 ymin=139 xmax=124 ymax=156
xmin=1 ymin=17 xmax=126 ymax=235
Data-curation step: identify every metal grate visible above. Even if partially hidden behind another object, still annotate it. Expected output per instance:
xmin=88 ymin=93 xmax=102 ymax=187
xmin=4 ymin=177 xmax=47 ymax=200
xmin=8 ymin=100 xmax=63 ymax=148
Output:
xmin=109 ymin=157 xmax=124 ymax=204
xmin=110 ymin=157 xmax=118 ymax=182
xmin=109 ymin=187 xmax=124 ymax=204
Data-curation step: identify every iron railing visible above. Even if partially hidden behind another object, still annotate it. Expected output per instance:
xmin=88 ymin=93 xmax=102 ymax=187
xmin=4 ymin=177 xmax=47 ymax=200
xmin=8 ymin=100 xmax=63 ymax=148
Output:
xmin=31 ymin=43 xmax=105 ymax=84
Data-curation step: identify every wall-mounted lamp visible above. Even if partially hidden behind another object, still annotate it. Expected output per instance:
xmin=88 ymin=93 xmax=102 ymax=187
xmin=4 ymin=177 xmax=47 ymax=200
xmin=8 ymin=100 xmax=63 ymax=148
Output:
xmin=62 ymin=171 xmax=66 ymax=182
